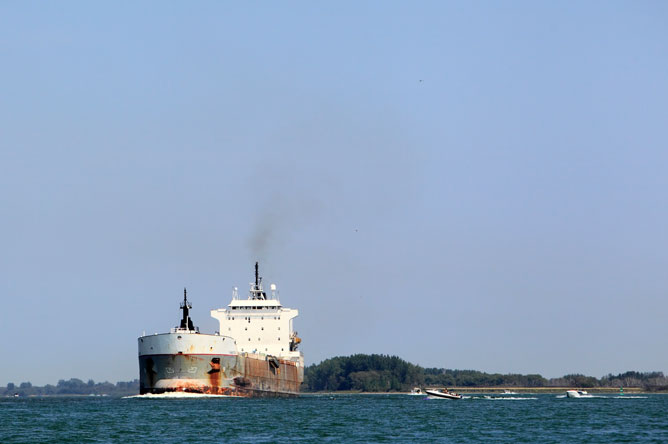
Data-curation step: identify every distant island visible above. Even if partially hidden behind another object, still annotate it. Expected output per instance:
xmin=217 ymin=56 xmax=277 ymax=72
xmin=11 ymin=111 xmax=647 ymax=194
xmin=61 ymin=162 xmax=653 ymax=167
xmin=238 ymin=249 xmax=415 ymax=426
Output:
xmin=301 ymin=354 xmax=668 ymax=393
xmin=3 ymin=354 xmax=667 ymax=396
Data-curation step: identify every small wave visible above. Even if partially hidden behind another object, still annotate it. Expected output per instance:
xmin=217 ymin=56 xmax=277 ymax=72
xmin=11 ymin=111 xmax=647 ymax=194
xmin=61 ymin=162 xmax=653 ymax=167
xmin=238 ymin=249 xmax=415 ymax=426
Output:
xmin=123 ymin=392 xmax=233 ymax=399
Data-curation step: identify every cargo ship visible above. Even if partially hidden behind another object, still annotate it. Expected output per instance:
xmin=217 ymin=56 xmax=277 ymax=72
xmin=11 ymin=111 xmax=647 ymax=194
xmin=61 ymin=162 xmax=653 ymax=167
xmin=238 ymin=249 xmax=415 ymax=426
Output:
xmin=138 ymin=263 xmax=303 ymax=396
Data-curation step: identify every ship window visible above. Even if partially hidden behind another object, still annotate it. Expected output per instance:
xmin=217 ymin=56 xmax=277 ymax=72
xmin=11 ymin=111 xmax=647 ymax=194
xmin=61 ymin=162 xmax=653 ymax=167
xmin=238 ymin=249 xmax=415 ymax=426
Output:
xmin=258 ymin=338 xmax=260 ymax=341
xmin=278 ymin=337 xmax=280 ymax=341
xmin=228 ymin=328 xmax=231 ymax=331
xmin=281 ymin=348 xmax=284 ymax=351
xmin=245 ymin=327 xmax=247 ymax=331
xmin=278 ymin=327 xmax=280 ymax=330
xmin=177 ymin=336 xmax=182 ymax=339
xmin=248 ymin=338 xmax=251 ymax=341
xmin=261 ymin=327 xmax=264 ymax=330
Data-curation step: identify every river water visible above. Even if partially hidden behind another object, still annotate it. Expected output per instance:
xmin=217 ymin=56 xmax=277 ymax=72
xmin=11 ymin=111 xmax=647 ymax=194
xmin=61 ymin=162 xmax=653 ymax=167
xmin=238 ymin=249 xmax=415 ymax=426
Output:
xmin=1 ymin=393 xmax=666 ymax=443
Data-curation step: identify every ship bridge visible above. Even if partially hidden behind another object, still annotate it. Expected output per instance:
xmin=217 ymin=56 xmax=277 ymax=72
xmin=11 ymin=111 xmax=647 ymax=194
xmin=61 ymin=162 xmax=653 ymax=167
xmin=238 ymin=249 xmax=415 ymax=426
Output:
xmin=210 ymin=262 xmax=301 ymax=360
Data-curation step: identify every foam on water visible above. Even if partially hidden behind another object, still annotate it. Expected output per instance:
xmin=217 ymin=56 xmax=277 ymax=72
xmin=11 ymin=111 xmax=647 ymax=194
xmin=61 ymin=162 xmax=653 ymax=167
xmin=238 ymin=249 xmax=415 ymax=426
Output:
xmin=555 ymin=394 xmax=648 ymax=399
xmin=123 ymin=392 xmax=234 ymax=399
xmin=462 ymin=395 xmax=537 ymax=401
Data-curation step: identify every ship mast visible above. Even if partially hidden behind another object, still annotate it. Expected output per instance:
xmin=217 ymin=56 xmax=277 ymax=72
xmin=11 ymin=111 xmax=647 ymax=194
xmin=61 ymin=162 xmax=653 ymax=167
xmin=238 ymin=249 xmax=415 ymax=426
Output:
xmin=179 ymin=287 xmax=196 ymax=331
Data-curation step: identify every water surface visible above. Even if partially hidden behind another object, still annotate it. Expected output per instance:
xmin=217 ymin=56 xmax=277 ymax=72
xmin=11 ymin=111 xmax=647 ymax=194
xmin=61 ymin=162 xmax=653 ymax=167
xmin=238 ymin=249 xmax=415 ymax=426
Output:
xmin=1 ymin=393 xmax=666 ymax=443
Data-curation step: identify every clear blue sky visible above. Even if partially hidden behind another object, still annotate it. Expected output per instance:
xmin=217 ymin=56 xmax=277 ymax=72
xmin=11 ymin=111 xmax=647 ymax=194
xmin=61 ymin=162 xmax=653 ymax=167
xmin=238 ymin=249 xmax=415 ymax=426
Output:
xmin=1 ymin=1 xmax=667 ymax=385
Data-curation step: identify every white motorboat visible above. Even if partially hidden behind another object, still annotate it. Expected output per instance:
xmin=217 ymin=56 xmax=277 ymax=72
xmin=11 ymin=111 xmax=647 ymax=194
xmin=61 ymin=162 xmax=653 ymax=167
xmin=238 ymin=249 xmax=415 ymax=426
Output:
xmin=566 ymin=390 xmax=590 ymax=398
xmin=425 ymin=388 xmax=462 ymax=400
xmin=409 ymin=387 xmax=423 ymax=396
xmin=502 ymin=390 xmax=518 ymax=395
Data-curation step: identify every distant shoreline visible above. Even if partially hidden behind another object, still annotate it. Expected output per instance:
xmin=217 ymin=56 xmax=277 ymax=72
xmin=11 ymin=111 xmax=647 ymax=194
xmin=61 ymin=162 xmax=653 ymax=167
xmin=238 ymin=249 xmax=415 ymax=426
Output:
xmin=6 ymin=387 xmax=668 ymax=398
xmin=306 ymin=387 xmax=667 ymax=395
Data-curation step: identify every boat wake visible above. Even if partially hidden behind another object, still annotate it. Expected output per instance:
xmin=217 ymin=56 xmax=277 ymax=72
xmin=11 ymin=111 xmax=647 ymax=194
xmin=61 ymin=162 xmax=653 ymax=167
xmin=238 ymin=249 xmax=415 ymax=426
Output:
xmin=614 ymin=396 xmax=648 ymax=399
xmin=465 ymin=395 xmax=537 ymax=401
xmin=123 ymin=392 xmax=233 ymax=399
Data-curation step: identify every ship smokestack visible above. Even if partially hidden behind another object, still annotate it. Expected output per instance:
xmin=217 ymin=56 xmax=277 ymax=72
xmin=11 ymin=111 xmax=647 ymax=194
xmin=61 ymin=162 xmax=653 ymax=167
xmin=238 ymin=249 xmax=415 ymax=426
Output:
xmin=252 ymin=261 xmax=267 ymax=300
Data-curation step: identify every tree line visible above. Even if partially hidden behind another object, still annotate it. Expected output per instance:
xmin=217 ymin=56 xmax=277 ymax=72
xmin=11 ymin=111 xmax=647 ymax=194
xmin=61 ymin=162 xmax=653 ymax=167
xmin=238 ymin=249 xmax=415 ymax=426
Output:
xmin=303 ymin=354 xmax=668 ymax=392
xmin=1 ymin=379 xmax=139 ymax=397
xmin=4 ymin=358 xmax=667 ymax=396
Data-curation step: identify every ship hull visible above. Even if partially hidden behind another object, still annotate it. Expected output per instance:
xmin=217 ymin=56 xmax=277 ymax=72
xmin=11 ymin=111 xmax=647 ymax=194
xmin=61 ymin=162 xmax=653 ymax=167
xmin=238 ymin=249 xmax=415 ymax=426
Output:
xmin=138 ymin=333 xmax=302 ymax=397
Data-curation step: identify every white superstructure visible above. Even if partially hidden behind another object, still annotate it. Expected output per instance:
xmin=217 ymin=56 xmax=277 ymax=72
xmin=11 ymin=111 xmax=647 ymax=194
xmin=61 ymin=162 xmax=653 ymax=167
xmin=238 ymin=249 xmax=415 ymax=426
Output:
xmin=210 ymin=263 xmax=302 ymax=361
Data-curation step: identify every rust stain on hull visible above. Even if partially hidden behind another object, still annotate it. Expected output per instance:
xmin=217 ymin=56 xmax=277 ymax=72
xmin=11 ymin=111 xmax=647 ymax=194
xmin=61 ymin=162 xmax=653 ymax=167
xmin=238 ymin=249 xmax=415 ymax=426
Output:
xmin=139 ymin=354 xmax=302 ymax=397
